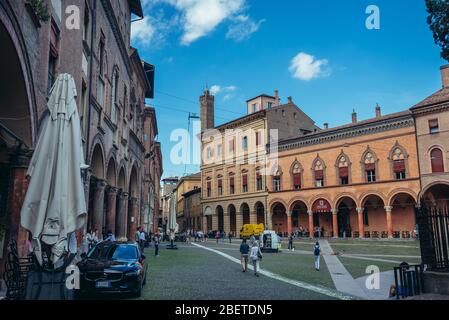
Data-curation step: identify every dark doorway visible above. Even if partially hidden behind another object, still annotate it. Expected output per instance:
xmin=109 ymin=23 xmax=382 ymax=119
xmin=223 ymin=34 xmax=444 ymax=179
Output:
xmin=338 ymin=202 xmax=351 ymax=237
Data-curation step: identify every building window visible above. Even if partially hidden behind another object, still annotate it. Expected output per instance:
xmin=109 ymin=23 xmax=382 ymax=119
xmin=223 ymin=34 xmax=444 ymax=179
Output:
xmin=273 ymin=176 xmax=281 ymax=191
xmin=337 ymin=155 xmax=349 ymax=185
xmin=217 ymin=144 xmax=222 ymax=158
xmin=313 ymin=159 xmax=324 ymax=187
xmin=282 ymin=110 xmax=286 ymax=117
xmin=80 ymin=81 xmax=88 ymax=135
xmin=110 ymin=69 xmax=118 ymax=123
xmin=364 ymin=152 xmax=376 ymax=183
xmin=242 ymin=136 xmax=248 ymax=151
xmin=48 ymin=55 xmax=57 ymax=95
xmin=252 ymin=103 xmax=258 ymax=112
xmin=292 ymin=162 xmax=301 ymax=190
xmin=83 ymin=2 xmax=90 ymax=42
xmin=229 ymin=138 xmax=235 ymax=153
xmin=391 ymin=147 xmax=406 ymax=180
xmin=229 ymin=175 xmax=235 ymax=194
xmin=429 ymin=119 xmax=439 ymax=134
xmin=99 ymin=38 xmax=105 ymax=76
xmin=431 ymin=148 xmax=444 ymax=173
xmin=242 ymin=172 xmax=248 ymax=193
xmin=267 ymin=102 xmax=273 ymax=109
xmin=217 ymin=177 xmax=223 ymax=196
xmin=48 ymin=21 xmax=59 ymax=94
xmin=256 ymin=131 xmax=261 ymax=146
xmin=256 ymin=170 xmax=263 ymax=191
xmin=206 ymin=180 xmax=211 ymax=198
xmin=206 ymin=146 xmax=212 ymax=159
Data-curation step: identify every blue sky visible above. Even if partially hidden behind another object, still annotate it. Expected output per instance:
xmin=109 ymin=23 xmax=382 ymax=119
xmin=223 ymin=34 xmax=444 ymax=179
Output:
xmin=131 ymin=0 xmax=446 ymax=179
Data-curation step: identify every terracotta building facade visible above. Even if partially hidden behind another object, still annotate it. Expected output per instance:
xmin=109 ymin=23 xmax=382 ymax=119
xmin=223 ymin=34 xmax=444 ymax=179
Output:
xmin=0 ymin=0 xmax=161 ymax=275
xmin=268 ymin=108 xmax=420 ymax=239
xmin=412 ymin=65 xmax=449 ymax=208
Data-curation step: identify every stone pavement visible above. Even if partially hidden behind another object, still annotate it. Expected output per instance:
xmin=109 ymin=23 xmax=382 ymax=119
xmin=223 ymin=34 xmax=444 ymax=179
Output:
xmin=319 ymin=240 xmax=370 ymax=300
xmin=354 ymin=270 xmax=396 ymax=300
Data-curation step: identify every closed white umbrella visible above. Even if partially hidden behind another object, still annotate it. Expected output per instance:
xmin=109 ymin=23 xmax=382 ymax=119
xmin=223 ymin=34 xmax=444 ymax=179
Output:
xmin=20 ymin=73 xmax=87 ymax=266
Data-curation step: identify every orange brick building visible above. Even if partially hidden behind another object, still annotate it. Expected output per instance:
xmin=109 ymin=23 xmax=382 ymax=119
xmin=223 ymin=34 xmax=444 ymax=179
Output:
xmin=267 ymin=107 xmax=420 ymax=239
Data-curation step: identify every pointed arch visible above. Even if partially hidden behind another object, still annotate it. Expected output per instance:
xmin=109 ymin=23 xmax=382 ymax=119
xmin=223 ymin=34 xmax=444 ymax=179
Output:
xmin=290 ymin=159 xmax=304 ymax=190
xmin=361 ymin=146 xmax=379 ymax=182
xmin=335 ymin=150 xmax=352 ymax=185
xmin=388 ymin=142 xmax=409 ymax=180
xmin=311 ymin=154 xmax=326 ymax=187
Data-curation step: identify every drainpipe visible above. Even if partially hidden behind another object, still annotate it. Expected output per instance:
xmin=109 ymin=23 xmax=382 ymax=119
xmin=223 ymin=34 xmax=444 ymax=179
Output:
xmin=85 ymin=0 xmax=97 ymax=163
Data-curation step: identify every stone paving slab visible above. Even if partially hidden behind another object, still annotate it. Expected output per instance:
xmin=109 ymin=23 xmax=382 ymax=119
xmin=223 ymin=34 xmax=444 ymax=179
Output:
xmin=319 ymin=240 xmax=370 ymax=300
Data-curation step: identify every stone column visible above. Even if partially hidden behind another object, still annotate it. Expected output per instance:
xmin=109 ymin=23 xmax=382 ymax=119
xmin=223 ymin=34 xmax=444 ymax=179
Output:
xmin=385 ymin=206 xmax=393 ymax=239
xmin=356 ymin=207 xmax=365 ymax=238
xmin=236 ymin=212 xmax=243 ymax=237
xmin=332 ymin=209 xmax=339 ymax=238
xmin=250 ymin=211 xmax=257 ymax=225
xmin=308 ymin=210 xmax=314 ymax=239
xmin=266 ymin=211 xmax=273 ymax=230
xmin=223 ymin=212 xmax=231 ymax=235
xmin=116 ymin=192 xmax=129 ymax=238
xmin=105 ymin=187 xmax=119 ymax=235
xmin=129 ymin=197 xmax=139 ymax=239
xmin=92 ymin=179 xmax=107 ymax=239
xmin=7 ymin=150 xmax=32 ymax=257
xmin=287 ymin=212 xmax=292 ymax=235
xmin=212 ymin=214 xmax=218 ymax=231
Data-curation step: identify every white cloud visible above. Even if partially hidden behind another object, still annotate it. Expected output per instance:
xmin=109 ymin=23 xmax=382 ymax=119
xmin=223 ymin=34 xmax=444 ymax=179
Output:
xmin=133 ymin=0 xmax=263 ymax=47
xmin=209 ymin=84 xmax=238 ymax=98
xmin=226 ymin=15 xmax=265 ymax=42
xmin=131 ymin=17 xmax=155 ymax=45
xmin=164 ymin=0 xmax=245 ymax=45
xmin=289 ymin=52 xmax=330 ymax=81
xmin=210 ymin=85 xmax=221 ymax=95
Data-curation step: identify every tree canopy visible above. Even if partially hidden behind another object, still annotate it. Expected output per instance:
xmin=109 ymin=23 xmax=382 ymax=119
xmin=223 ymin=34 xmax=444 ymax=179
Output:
xmin=425 ymin=0 xmax=449 ymax=62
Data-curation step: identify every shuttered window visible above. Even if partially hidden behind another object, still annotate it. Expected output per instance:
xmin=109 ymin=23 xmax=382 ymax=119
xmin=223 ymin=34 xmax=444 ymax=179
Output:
xmin=339 ymin=167 xmax=349 ymax=178
xmin=293 ymin=173 xmax=301 ymax=189
xmin=431 ymin=148 xmax=444 ymax=173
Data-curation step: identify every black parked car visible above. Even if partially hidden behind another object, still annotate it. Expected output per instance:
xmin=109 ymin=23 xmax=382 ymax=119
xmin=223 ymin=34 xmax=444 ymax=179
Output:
xmin=77 ymin=240 xmax=148 ymax=297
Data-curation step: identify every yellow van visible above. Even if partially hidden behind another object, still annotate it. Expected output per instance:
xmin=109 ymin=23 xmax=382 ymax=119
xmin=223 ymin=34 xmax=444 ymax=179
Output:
xmin=240 ymin=224 xmax=264 ymax=239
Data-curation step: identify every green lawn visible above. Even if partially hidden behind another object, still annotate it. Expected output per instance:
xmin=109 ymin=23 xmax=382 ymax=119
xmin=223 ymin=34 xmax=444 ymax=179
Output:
xmin=140 ymin=244 xmax=336 ymax=300
xmin=200 ymin=241 xmax=335 ymax=289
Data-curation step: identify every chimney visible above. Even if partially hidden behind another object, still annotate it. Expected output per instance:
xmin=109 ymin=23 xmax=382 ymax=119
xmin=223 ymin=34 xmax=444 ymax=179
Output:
xmin=375 ymin=103 xmax=381 ymax=118
xmin=324 ymin=123 xmax=329 ymax=129
xmin=441 ymin=64 xmax=449 ymax=88
xmin=352 ymin=109 xmax=357 ymax=124
xmin=200 ymin=89 xmax=214 ymax=133
xmin=287 ymin=96 xmax=293 ymax=104
xmin=274 ymin=90 xmax=280 ymax=106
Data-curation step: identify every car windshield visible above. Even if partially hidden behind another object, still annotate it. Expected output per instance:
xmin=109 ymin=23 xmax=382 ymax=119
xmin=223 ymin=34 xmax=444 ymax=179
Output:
xmin=109 ymin=245 xmax=138 ymax=261
xmin=88 ymin=243 xmax=138 ymax=261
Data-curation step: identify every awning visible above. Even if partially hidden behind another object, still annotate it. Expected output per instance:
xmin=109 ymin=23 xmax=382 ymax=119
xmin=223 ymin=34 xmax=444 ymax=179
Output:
xmin=312 ymin=199 xmax=332 ymax=213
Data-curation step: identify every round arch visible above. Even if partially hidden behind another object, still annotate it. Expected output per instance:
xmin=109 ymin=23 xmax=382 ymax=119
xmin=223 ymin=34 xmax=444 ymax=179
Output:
xmin=228 ymin=204 xmax=237 ymax=234
xmin=106 ymin=157 xmax=117 ymax=187
xmin=216 ymin=205 xmax=224 ymax=232
xmin=254 ymin=201 xmax=265 ymax=226
xmin=0 ymin=7 xmax=36 ymax=147
xmin=271 ymin=202 xmax=287 ymax=236
xmin=90 ymin=143 xmax=105 ymax=179
xmin=240 ymin=203 xmax=250 ymax=225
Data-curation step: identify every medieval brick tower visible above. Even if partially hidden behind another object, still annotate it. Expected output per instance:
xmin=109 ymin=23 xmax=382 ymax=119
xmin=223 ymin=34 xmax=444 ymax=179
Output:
xmin=200 ymin=89 xmax=215 ymax=133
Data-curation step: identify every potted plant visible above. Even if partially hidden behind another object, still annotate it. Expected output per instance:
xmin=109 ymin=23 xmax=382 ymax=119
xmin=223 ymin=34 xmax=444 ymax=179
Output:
xmin=25 ymin=0 xmax=50 ymax=27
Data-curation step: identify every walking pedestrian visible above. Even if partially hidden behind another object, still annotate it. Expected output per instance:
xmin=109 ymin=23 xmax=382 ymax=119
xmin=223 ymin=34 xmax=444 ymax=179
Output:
xmin=154 ymin=233 xmax=160 ymax=256
xmin=288 ymin=233 xmax=294 ymax=251
xmin=228 ymin=232 xmax=233 ymax=243
xmin=138 ymin=227 xmax=146 ymax=253
xmin=250 ymin=241 xmax=263 ymax=277
xmin=239 ymin=239 xmax=250 ymax=272
xmin=215 ymin=231 xmax=220 ymax=244
xmin=313 ymin=242 xmax=321 ymax=271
